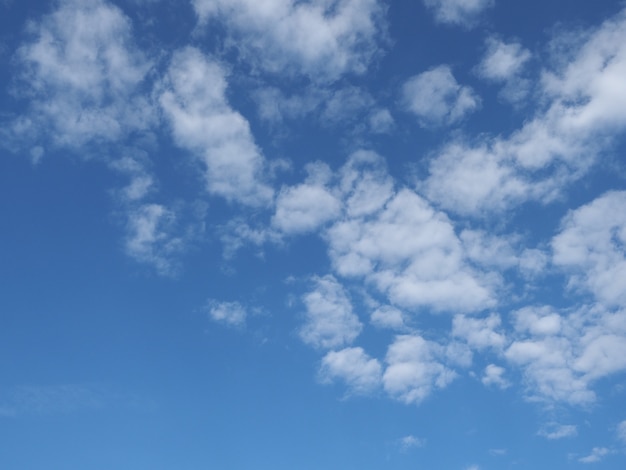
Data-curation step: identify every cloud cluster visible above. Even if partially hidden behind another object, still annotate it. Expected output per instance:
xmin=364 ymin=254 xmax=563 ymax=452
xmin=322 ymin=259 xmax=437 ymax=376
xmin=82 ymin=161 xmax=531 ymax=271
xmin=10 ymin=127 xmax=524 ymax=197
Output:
xmin=9 ymin=0 xmax=154 ymax=153
xmin=423 ymin=0 xmax=494 ymax=27
xmin=402 ymin=65 xmax=480 ymax=127
xmin=424 ymin=11 xmax=626 ymax=215
xmin=192 ymin=0 xmax=387 ymax=81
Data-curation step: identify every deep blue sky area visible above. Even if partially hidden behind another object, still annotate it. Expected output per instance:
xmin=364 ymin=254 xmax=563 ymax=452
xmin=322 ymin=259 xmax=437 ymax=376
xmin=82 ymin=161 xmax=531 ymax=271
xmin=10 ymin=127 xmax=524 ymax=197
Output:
xmin=1 ymin=1 xmax=626 ymax=469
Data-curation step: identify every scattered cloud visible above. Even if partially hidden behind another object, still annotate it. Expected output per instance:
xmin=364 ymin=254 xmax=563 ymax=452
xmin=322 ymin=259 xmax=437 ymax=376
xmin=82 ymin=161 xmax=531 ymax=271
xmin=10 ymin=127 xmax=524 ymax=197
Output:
xmin=7 ymin=0 xmax=155 ymax=154
xmin=423 ymin=11 xmax=626 ymax=215
xmin=319 ymin=347 xmax=382 ymax=395
xmin=383 ymin=334 xmax=457 ymax=405
xmin=207 ymin=300 xmax=248 ymax=327
xmin=399 ymin=434 xmax=426 ymax=451
xmin=482 ymin=364 xmax=509 ymax=389
xmin=423 ymin=0 xmax=494 ymax=27
xmin=402 ymin=65 xmax=480 ymax=127
xmin=476 ymin=36 xmax=532 ymax=103
xmin=159 ymin=47 xmax=274 ymax=206
xmin=191 ymin=0 xmax=388 ymax=81
xmin=299 ymin=275 xmax=363 ymax=350
xmin=538 ymin=422 xmax=578 ymax=440
xmin=272 ymin=163 xmax=342 ymax=235
xmin=578 ymin=447 xmax=610 ymax=463
xmin=125 ymin=203 xmax=184 ymax=276
xmin=552 ymin=191 xmax=626 ymax=308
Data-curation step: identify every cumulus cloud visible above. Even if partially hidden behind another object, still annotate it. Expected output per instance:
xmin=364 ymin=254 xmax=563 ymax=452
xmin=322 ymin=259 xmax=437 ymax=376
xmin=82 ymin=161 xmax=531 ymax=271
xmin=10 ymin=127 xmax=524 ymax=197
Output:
xmin=423 ymin=0 xmax=494 ymax=27
xmin=537 ymin=422 xmax=577 ymax=440
xmin=192 ymin=0 xmax=387 ymax=81
xmin=505 ymin=303 xmax=626 ymax=405
xmin=402 ymin=65 xmax=480 ymax=127
xmin=7 ymin=0 xmax=154 ymax=154
xmin=481 ymin=364 xmax=509 ymax=389
xmin=476 ymin=37 xmax=532 ymax=103
xmin=452 ymin=314 xmax=507 ymax=351
xmin=383 ymin=335 xmax=457 ymax=405
xmin=272 ymin=163 xmax=342 ymax=234
xmin=371 ymin=305 xmax=407 ymax=330
xmin=423 ymin=10 xmax=626 ymax=215
xmin=319 ymin=347 xmax=382 ymax=394
xmin=300 ymin=275 xmax=363 ymax=350
xmin=327 ymin=188 xmax=494 ymax=313
xmin=552 ymin=191 xmax=626 ymax=308
xmin=207 ymin=300 xmax=247 ymax=327
xmin=477 ymin=37 xmax=531 ymax=81
xmin=159 ymin=47 xmax=274 ymax=206
xmin=578 ymin=447 xmax=610 ymax=464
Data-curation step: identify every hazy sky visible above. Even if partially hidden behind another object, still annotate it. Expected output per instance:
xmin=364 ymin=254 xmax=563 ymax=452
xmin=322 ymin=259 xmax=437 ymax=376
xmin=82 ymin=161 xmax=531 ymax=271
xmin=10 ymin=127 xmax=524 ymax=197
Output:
xmin=1 ymin=0 xmax=626 ymax=468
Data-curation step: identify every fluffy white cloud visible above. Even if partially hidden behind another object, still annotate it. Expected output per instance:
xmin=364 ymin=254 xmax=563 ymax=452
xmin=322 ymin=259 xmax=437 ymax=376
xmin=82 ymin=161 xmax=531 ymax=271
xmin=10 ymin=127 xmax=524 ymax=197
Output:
xmin=159 ymin=47 xmax=274 ymax=206
xmin=477 ymin=37 xmax=531 ymax=81
xmin=402 ymin=65 xmax=480 ymax=127
xmin=192 ymin=0 xmax=387 ymax=81
xmin=482 ymin=364 xmax=509 ymax=389
xmin=383 ymin=335 xmax=457 ymax=404
xmin=552 ymin=191 xmax=626 ymax=308
xmin=207 ymin=300 xmax=247 ymax=327
xmin=371 ymin=305 xmax=407 ymax=330
xmin=452 ymin=314 xmax=506 ymax=350
xmin=272 ymin=163 xmax=342 ymax=234
xmin=537 ymin=422 xmax=577 ymax=440
xmin=300 ymin=275 xmax=363 ymax=349
xmin=423 ymin=0 xmax=494 ymax=27
xmin=505 ymin=303 xmax=626 ymax=405
xmin=579 ymin=447 xmax=610 ymax=464
xmin=477 ymin=37 xmax=532 ymax=103
xmin=8 ymin=0 xmax=154 ymax=153
xmin=327 ymin=187 xmax=494 ymax=313
xmin=319 ymin=347 xmax=382 ymax=394
xmin=424 ymin=10 xmax=626 ymax=215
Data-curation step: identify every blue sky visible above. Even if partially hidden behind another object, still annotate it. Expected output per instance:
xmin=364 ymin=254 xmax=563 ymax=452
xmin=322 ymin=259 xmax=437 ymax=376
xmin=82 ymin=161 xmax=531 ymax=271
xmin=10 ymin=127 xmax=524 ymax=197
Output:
xmin=1 ymin=0 xmax=626 ymax=468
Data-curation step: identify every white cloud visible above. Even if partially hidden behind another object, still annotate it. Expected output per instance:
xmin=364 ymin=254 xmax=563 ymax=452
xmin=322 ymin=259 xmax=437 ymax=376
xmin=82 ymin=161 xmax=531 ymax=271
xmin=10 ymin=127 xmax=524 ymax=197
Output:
xmin=481 ymin=364 xmax=509 ymax=389
xmin=478 ymin=37 xmax=531 ymax=81
xmin=552 ymin=191 xmax=626 ymax=308
xmin=327 ymin=188 xmax=494 ymax=313
xmin=423 ymin=0 xmax=494 ymax=27
xmin=371 ymin=305 xmax=407 ymax=330
xmin=207 ymin=300 xmax=247 ymax=327
xmin=125 ymin=203 xmax=184 ymax=276
xmin=383 ymin=335 xmax=457 ymax=405
xmin=319 ymin=347 xmax=382 ymax=394
xmin=402 ymin=65 xmax=480 ymax=127
xmin=423 ymin=10 xmax=626 ymax=215
xmin=8 ymin=0 xmax=154 ymax=153
xmin=452 ymin=314 xmax=506 ymax=351
xmin=476 ymin=37 xmax=532 ymax=103
xmin=192 ymin=0 xmax=387 ymax=81
xmin=159 ymin=47 xmax=274 ymax=206
xmin=537 ymin=422 xmax=577 ymax=440
xmin=505 ymin=303 xmax=626 ymax=405
xmin=300 ymin=275 xmax=363 ymax=350
xmin=579 ymin=447 xmax=610 ymax=464
xmin=272 ymin=163 xmax=342 ymax=234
